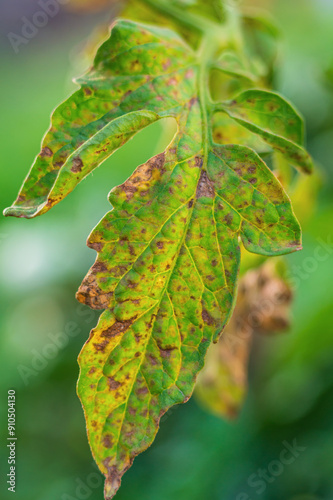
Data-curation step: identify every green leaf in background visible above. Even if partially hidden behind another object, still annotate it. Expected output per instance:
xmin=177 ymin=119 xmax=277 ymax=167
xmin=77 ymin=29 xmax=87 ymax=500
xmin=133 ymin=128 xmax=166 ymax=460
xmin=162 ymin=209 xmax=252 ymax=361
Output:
xmin=3 ymin=5 xmax=314 ymax=500
xmin=213 ymin=51 xmax=258 ymax=84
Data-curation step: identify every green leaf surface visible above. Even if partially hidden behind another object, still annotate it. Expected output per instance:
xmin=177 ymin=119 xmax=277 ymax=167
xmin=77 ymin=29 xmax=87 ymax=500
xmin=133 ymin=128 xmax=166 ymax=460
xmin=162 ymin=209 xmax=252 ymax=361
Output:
xmin=4 ymin=15 xmax=312 ymax=500
xmin=219 ymin=89 xmax=314 ymax=174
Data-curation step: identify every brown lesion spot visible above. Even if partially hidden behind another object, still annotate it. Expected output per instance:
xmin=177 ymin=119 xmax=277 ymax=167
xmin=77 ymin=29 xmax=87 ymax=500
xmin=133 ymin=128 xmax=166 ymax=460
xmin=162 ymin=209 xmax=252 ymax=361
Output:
xmin=223 ymin=213 xmax=233 ymax=225
xmin=93 ymin=339 xmax=109 ymax=352
xmin=201 ymin=308 xmax=216 ymax=326
xmin=189 ymin=97 xmax=198 ymax=109
xmin=76 ymin=274 xmax=113 ymax=310
xmin=214 ymin=131 xmax=223 ymax=142
xmin=103 ymin=434 xmax=114 ymax=448
xmin=107 ymin=377 xmax=122 ymax=390
xmin=88 ymin=241 xmax=103 ymax=252
xmin=128 ymin=407 xmax=136 ymax=416
xmin=92 ymin=260 xmax=108 ymax=273
xmin=71 ymin=156 xmax=83 ymax=173
xmin=196 ymin=171 xmax=214 ymax=199
xmin=120 ymin=152 xmax=166 ymax=201
xmin=195 ymin=156 xmax=203 ymax=169
xmin=101 ymin=317 xmax=136 ymax=340
xmin=148 ymin=354 xmax=158 ymax=366
xmin=159 ymin=348 xmax=173 ymax=358
xmin=40 ymin=146 xmax=53 ymax=158
xmin=137 ymin=386 xmax=149 ymax=395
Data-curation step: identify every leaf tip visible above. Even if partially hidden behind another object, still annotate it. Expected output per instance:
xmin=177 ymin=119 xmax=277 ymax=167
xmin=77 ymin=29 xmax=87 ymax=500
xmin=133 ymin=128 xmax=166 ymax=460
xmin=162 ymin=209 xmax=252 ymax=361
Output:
xmin=104 ymin=472 xmax=121 ymax=500
xmin=3 ymin=205 xmax=38 ymax=219
xmin=3 ymin=205 xmax=23 ymax=218
xmin=296 ymin=154 xmax=314 ymax=175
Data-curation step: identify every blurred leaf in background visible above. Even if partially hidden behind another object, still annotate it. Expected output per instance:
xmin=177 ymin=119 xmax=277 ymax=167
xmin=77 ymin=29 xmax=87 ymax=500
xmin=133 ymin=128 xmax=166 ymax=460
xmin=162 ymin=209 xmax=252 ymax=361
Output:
xmin=195 ymin=260 xmax=294 ymax=420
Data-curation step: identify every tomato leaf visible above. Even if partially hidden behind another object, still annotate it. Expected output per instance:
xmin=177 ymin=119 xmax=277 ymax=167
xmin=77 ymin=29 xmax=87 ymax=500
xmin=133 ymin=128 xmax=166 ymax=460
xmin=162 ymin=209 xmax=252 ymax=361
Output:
xmin=4 ymin=15 xmax=313 ymax=500
xmin=218 ymin=89 xmax=313 ymax=174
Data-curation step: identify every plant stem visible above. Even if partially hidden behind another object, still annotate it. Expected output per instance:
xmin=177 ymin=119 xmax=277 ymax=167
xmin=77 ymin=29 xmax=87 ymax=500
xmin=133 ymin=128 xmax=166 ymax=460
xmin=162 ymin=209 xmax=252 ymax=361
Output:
xmin=141 ymin=0 xmax=216 ymax=33
xmin=140 ymin=0 xmax=244 ymax=161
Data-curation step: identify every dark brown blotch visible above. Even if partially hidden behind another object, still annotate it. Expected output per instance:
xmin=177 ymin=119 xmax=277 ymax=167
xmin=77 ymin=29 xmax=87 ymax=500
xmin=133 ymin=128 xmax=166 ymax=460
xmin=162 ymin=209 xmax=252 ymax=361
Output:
xmin=93 ymin=339 xmax=109 ymax=352
xmin=201 ymin=308 xmax=216 ymax=326
xmin=40 ymin=146 xmax=53 ymax=158
xmin=71 ymin=156 xmax=83 ymax=173
xmin=137 ymin=386 xmax=149 ymax=395
xmin=88 ymin=241 xmax=103 ymax=252
xmin=196 ymin=171 xmax=214 ymax=199
xmin=103 ymin=434 xmax=114 ymax=448
xmin=120 ymin=152 xmax=166 ymax=201
xmin=195 ymin=156 xmax=203 ymax=169
xmin=92 ymin=260 xmax=108 ymax=273
xmin=223 ymin=213 xmax=233 ymax=225
xmin=101 ymin=317 xmax=135 ymax=340
xmin=107 ymin=377 xmax=122 ymax=391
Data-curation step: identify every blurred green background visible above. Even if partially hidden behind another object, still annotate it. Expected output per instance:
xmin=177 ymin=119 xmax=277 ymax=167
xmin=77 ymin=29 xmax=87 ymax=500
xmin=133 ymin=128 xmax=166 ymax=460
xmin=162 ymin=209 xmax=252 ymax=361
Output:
xmin=0 ymin=0 xmax=333 ymax=499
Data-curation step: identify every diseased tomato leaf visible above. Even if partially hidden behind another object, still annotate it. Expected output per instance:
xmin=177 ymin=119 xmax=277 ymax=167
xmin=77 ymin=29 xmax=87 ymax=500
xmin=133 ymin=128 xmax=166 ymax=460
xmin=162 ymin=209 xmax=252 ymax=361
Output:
xmin=4 ymin=15 xmax=313 ymax=500
xmin=4 ymin=20 xmax=196 ymax=218
xmin=76 ymin=141 xmax=300 ymax=498
xmin=218 ymin=89 xmax=313 ymax=174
